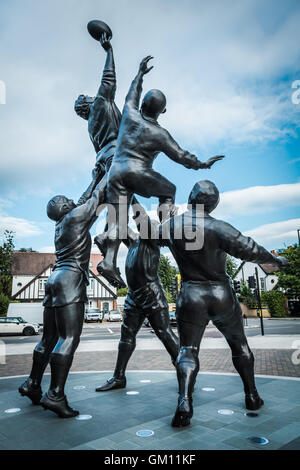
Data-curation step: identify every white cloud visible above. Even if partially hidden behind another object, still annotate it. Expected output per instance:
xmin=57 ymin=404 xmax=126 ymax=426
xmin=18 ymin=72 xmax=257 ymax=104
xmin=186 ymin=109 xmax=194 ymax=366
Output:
xmin=245 ymin=218 xmax=300 ymax=247
xmin=213 ymin=182 xmax=300 ymax=220
xmin=39 ymin=246 xmax=55 ymax=253
xmin=0 ymin=0 xmax=300 ymax=191
xmin=0 ymin=215 xmax=42 ymax=238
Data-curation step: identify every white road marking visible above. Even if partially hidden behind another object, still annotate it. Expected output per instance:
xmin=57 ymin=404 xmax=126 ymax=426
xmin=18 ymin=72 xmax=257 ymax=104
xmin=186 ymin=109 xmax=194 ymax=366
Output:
xmin=107 ymin=328 xmax=114 ymax=334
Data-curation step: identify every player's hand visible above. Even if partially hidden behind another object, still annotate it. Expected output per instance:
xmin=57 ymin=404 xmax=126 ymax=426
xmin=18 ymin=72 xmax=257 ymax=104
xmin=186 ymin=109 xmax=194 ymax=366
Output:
xmin=276 ymin=256 xmax=290 ymax=270
xmin=203 ymin=155 xmax=225 ymax=169
xmin=139 ymin=56 xmax=154 ymax=75
xmin=100 ymin=32 xmax=111 ymax=51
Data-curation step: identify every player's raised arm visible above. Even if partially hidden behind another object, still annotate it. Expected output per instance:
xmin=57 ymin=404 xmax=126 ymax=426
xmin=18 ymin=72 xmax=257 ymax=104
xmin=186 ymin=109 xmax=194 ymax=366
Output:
xmin=124 ymin=56 xmax=154 ymax=110
xmin=72 ymin=174 xmax=107 ymax=225
xmin=94 ymin=32 xmax=117 ymax=101
xmin=160 ymin=130 xmax=224 ymax=170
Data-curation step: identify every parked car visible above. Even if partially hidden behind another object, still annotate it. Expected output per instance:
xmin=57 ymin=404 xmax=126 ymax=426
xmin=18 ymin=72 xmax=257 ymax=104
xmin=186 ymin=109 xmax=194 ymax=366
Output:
xmin=169 ymin=310 xmax=177 ymax=326
xmin=84 ymin=308 xmax=103 ymax=323
xmin=0 ymin=317 xmax=40 ymax=336
xmin=107 ymin=310 xmax=123 ymax=322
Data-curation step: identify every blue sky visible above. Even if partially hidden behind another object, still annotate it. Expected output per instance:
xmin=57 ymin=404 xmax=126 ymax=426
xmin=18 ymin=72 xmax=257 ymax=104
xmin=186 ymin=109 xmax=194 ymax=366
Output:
xmin=0 ymin=0 xmax=299 ymax=269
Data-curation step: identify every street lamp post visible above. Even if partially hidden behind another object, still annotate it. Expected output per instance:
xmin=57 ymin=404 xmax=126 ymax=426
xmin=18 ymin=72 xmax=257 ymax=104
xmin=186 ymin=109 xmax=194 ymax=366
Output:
xmin=255 ymin=267 xmax=264 ymax=336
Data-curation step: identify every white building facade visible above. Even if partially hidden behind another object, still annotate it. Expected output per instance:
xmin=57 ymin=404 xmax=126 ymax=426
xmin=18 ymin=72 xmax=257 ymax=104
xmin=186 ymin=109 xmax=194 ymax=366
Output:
xmin=10 ymin=252 xmax=117 ymax=323
xmin=234 ymin=261 xmax=279 ymax=292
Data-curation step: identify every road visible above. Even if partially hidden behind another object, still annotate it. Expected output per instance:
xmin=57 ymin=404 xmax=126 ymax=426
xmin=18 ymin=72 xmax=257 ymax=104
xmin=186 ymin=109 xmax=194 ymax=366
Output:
xmin=1 ymin=318 xmax=300 ymax=350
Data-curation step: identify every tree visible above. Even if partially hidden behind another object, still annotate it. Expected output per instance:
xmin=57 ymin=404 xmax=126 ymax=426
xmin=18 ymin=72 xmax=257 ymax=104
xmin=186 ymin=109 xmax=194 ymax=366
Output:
xmin=275 ymin=244 xmax=300 ymax=297
xmin=18 ymin=247 xmax=37 ymax=252
xmin=0 ymin=231 xmax=15 ymax=303
xmin=117 ymin=287 xmax=128 ymax=297
xmin=226 ymin=255 xmax=238 ymax=279
xmin=0 ymin=292 xmax=9 ymax=316
xmin=158 ymin=254 xmax=178 ymax=300
xmin=0 ymin=230 xmax=15 ymax=276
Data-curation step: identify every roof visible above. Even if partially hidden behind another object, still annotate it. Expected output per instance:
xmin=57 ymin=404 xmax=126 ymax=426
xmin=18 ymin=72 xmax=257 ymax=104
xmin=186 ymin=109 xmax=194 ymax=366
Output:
xmin=259 ymin=263 xmax=279 ymax=274
xmin=233 ymin=259 xmax=279 ymax=278
xmin=12 ymin=252 xmax=103 ymax=276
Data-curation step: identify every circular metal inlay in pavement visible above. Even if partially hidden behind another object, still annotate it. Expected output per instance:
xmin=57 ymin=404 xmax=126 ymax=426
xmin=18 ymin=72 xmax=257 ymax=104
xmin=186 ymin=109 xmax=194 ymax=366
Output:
xmin=218 ymin=409 xmax=234 ymax=415
xmin=247 ymin=436 xmax=269 ymax=445
xmin=4 ymin=408 xmax=21 ymax=414
xmin=202 ymin=387 xmax=215 ymax=392
xmin=244 ymin=412 xmax=259 ymax=418
xmin=126 ymin=391 xmax=139 ymax=395
xmin=136 ymin=430 xmax=154 ymax=437
xmin=73 ymin=385 xmax=86 ymax=390
xmin=75 ymin=414 xmax=92 ymax=421
xmin=140 ymin=380 xmax=151 ymax=383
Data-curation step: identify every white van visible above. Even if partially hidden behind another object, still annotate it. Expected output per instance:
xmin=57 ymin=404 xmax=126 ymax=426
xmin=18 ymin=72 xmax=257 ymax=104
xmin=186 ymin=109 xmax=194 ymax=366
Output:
xmin=0 ymin=317 xmax=40 ymax=336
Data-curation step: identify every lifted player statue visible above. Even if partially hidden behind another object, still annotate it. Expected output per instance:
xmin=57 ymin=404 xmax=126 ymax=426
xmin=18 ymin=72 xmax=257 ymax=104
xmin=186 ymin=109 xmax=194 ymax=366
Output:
xmin=156 ymin=180 xmax=289 ymax=427
xmin=95 ymin=200 xmax=179 ymax=392
xmin=74 ymin=25 xmax=127 ymax=288
xmin=98 ymin=55 xmax=224 ymax=289
xmin=18 ymin=174 xmax=106 ymax=418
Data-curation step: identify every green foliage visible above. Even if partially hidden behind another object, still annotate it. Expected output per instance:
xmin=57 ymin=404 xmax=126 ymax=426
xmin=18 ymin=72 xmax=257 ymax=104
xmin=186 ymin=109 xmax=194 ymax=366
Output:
xmin=117 ymin=287 xmax=128 ymax=297
xmin=0 ymin=274 xmax=12 ymax=297
xmin=226 ymin=256 xmax=238 ymax=279
xmin=0 ymin=231 xmax=15 ymax=302
xmin=261 ymin=290 xmax=286 ymax=318
xmin=0 ymin=292 xmax=9 ymax=316
xmin=237 ymin=282 xmax=257 ymax=308
xmin=158 ymin=254 xmax=178 ymax=294
xmin=276 ymin=244 xmax=300 ymax=297
xmin=0 ymin=230 xmax=15 ymax=276
xmin=165 ymin=289 xmax=174 ymax=303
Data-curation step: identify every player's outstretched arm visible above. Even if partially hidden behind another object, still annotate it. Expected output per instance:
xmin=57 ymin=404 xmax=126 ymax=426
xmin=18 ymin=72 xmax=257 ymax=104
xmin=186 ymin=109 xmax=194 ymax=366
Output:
xmin=77 ymin=165 xmax=104 ymax=206
xmin=197 ymin=155 xmax=225 ymax=169
xmin=124 ymin=56 xmax=154 ymax=110
xmin=218 ymin=220 xmax=290 ymax=269
xmin=95 ymin=32 xmax=116 ymax=101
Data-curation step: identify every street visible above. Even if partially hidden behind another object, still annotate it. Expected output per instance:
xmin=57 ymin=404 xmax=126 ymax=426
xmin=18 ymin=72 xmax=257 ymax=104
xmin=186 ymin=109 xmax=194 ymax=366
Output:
xmin=2 ymin=318 xmax=300 ymax=347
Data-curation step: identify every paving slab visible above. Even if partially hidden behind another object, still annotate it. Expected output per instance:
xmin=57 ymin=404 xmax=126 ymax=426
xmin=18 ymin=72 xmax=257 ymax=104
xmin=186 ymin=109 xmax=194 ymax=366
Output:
xmin=0 ymin=371 xmax=299 ymax=450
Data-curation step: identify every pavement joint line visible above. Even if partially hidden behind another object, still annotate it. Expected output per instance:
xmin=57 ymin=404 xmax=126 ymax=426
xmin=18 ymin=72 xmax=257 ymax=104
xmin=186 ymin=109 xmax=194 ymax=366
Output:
xmin=0 ymin=370 xmax=299 ymax=380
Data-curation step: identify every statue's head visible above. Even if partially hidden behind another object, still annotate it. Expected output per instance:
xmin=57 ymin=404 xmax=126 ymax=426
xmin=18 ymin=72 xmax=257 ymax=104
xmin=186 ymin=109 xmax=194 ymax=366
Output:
xmin=141 ymin=89 xmax=166 ymax=120
xmin=47 ymin=195 xmax=76 ymax=222
xmin=188 ymin=180 xmax=220 ymax=214
xmin=74 ymin=94 xmax=95 ymax=120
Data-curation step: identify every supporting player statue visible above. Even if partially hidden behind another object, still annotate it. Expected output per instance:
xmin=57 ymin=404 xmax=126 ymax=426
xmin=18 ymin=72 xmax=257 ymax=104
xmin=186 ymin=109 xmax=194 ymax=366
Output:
xmin=95 ymin=200 xmax=179 ymax=392
xmin=156 ymin=180 xmax=289 ymax=427
xmin=18 ymin=174 xmax=106 ymax=418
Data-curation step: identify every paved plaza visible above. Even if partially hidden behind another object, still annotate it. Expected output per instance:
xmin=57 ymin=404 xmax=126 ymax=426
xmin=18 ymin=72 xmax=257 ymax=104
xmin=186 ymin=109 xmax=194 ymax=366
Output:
xmin=0 ymin=371 xmax=299 ymax=450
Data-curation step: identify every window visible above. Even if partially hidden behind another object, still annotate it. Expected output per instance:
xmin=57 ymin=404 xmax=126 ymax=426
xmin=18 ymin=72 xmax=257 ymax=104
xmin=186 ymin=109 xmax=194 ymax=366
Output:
xmin=260 ymin=278 xmax=266 ymax=291
xmin=39 ymin=279 xmax=47 ymax=291
xmin=17 ymin=282 xmax=22 ymax=287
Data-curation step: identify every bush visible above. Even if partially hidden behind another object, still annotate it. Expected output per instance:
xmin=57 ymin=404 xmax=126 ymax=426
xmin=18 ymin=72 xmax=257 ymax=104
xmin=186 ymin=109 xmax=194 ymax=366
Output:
xmin=237 ymin=282 xmax=257 ymax=309
xmin=0 ymin=292 xmax=9 ymax=316
xmin=261 ymin=291 xmax=286 ymax=318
